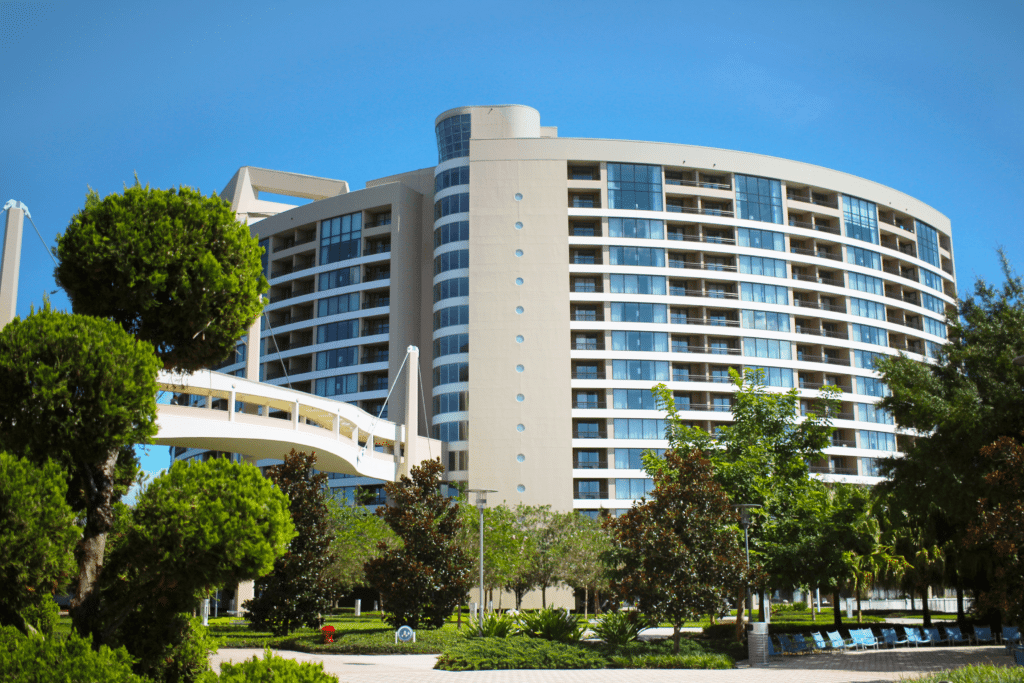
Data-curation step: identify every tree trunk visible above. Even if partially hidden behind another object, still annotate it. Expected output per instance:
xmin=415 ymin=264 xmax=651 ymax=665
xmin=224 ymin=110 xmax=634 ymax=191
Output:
xmin=910 ymin=591 xmax=915 ymax=612
xmin=955 ymin=577 xmax=965 ymax=627
xmin=672 ymin=624 xmax=680 ymax=654
xmin=734 ymin=588 xmax=746 ymax=642
xmin=584 ymin=586 xmax=589 ymax=619
xmin=457 ymin=603 xmax=462 ymax=629
xmin=69 ymin=451 xmax=118 ymax=643
xmin=541 ymin=585 xmax=547 ymax=609
xmin=759 ymin=590 xmax=766 ymax=622
xmin=921 ymin=587 xmax=932 ymax=628
xmin=833 ymin=590 xmax=843 ymax=627
xmin=856 ymin=577 xmax=863 ymax=624
xmin=595 ymin=587 xmax=601 ymax=615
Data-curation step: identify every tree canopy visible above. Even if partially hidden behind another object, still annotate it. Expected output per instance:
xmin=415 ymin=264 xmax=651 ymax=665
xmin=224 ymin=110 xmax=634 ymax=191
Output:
xmin=0 ymin=305 xmax=160 ymax=635
xmin=245 ymin=450 xmax=338 ymax=636
xmin=54 ymin=182 xmax=268 ymax=372
xmin=0 ymin=452 xmax=80 ymax=634
xmin=365 ymin=458 xmax=472 ymax=629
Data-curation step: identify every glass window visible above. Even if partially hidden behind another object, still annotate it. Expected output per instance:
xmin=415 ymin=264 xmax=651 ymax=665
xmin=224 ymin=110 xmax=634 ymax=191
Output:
xmin=434 ymin=249 xmax=470 ymax=275
xmin=434 ymin=220 xmax=469 ymax=248
xmin=848 ymin=272 xmax=884 ymax=296
xmin=316 ymin=347 xmax=357 ymax=371
xmin=317 ymin=319 xmax=359 ymax=344
xmin=849 ymin=297 xmax=886 ymax=321
xmin=735 ymin=174 xmax=783 ymax=223
xmin=743 ymin=338 xmax=792 ymax=360
xmin=740 ymin=282 xmax=789 ymax=305
xmin=857 ymin=403 xmax=894 ymax=425
xmin=314 ymin=373 xmax=357 ymax=397
xmin=916 ymin=221 xmax=941 ymax=267
xmin=435 ymin=420 xmax=468 ymax=442
xmin=744 ymin=366 xmax=794 ymax=387
xmin=739 ymin=255 xmax=787 ymax=278
xmin=318 ymin=292 xmax=360 ymax=317
xmin=319 ymin=266 xmax=360 ymax=291
xmin=859 ymin=430 xmax=897 ymax=451
xmin=433 ymin=333 xmax=468 ymax=359
xmin=737 ymin=227 xmax=785 ymax=251
xmin=613 ymin=389 xmax=659 ymax=411
xmin=741 ymin=310 xmax=791 ymax=332
xmin=613 ymin=418 xmax=667 ymax=440
xmin=433 ymin=362 xmax=469 ymax=387
xmin=607 ymin=163 xmax=662 ymax=211
xmin=610 ymin=274 xmax=666 ymax=295
xmin=433 ymin=277 xmax=470 ymax=302
xmin=843 ymin=196 xmax=879 ymax=245
xmin=259 ymin=238 xmax=269 ymax=276
xmin=435 ymin=114 xmax=471 ymax=163
xmin=853 ymin=350 xmax=886 ymax=369
xmin=320 ymin=212 xmax=362 ymax=264
xmin=608 ymin=217 xmax=664 ymax=239
xmin=434 ymin=166 xmax=470 ymax=193
xmin=433 ymin=305 xmax=469 ymax=331
xmin=847 ymin=246 xmax=882 ymax=270
xmin=434 ymin=193 xmax=470 ymax=220
xmin=615 ymin=448 xmax=663 ymax=469
xmin=924 ymin=317 xmax=947 ymax=339
xmin=611 ymin=331 xmax=668 ymax=352
xmin=433 ymin=391 xmax=468 ymax=415
xmin=926 ymin=341 xmax=942 ymax=360
xmin=611 ymin=303 xmax=667 ymax=324
xmin=851 ymin=323 xmax=887 ymax=346
xmin=921 ymin=292 xmax=945 ymax=314
xmin=609 ymin=246 xmax=665 ymax=267
xmin=921 ymin=269 xmax=944 ymax=292
xmin=611 ymin=360 xmax=670 ymax=381
xmin=856 ymin=376 xmax=891 ymax=397
xmin=615 ymin=478 xmax=655 ymax=499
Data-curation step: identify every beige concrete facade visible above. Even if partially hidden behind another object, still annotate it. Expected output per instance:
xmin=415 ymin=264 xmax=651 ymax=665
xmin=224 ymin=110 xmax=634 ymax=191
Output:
xmin=179 ymin=104 xmax=955 ymax=526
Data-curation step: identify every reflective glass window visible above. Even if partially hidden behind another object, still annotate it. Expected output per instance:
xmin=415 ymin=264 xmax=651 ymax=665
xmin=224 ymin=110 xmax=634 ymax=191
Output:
xmin=318 ymin=292 xmax=360 ymax=317
xmin=613 ymin=389 xmax=659 ymax=411
xmin=610 ymin=303 xmax=667 ymax=323
xmin=853 ymin=350 xmax=886 ymax=369
xmin=319 ymin=266 xmax=360 ymax=290
xmin=735 ymin=174 xmax=783 ymax=223
xmin=849 ymin=297 xmax=886 ymax=321
xmin=611 ymin=331 xmax=668 ymax=352
xmin=857 ymin=403 xmax=894 ymax=425
xmin=613 ymin=418 xmax=667 ymax=440
xmin=434 ymin=220 xmax=469 ymax=248
xmin=856 ymin=376 xmax=890 ymax=397
xmin=615 ymin=448 xmax=664 ymax=469
xmin=435 ymin=166 xmax=470 ymax=193
xmin=435 ymin=114 xmax=471 ymax=163
xmin=848 ymin=272 xmax=884 ymax=295
xmin=843 ymin=195 xmax=879 ymax=244
xmin=608 ymin=217 xmax=664 ymax=239
xmin=434 ymin=249 xmax=470 ymax=275
xmin=739 ymin=255 xmax=787 ymax=278
xmin=434 ymin=193 xmax=470 ymax=220
xmin=317 ymin=319 xmax=359 ymax=344
xmin=741 ymin=310 xmax=790 ymax=332
xmin=921 ymin=269 xmax=944 ymax=292
xmin=847 ymin=246 xmax=882 ymax=270
xmin=433 ymin=391 xmax=468 ymax=415
xmin=737 ymin=227 xmax=785 ymax=251
xmin=433 ymin=277 xmax=470 ymax=302
xmin=916 ymin=221 xmax=941 ymax=267
xmin=607 ymin=163 xmax=662 ymax=211
xmin=611 ymin=360 xmax=670 ymax=381
xmin=740 ymin=282 xmax=789 ymax=305
xmin=609 ymin=246 xmax=665 ymax=267
xmin=314 ymin=373 xmax=357 ymax=397
xmin=434 ymin=420 xmax=468 ymax=442
xmin=922 ymin=292 xmax=945 ymax=314
xmin=615 ymin=478 xmax=656 ymax=499
xmin=433 ymin=362 xmax=469 ymax=386
xmin=433 ymin=333 xmax=468 ymax=359
xmin=859 ymin=430 xmax=897 ymax=451
xmin=744 ymin=366 xmax=793 ymax=387
xmin=610 ymin=274 xmax=666 ymax=295
xmin=320 ymin=212 xmax=362 ymax=264
xmin=743 ymin=337 xmax=792 ymax=359
xmin=316 ymin=347 xmax=358 ymax=371
xmin=433 ymin=305 xmax=469 ymax=331
xmin=924 ymin=317 xmax=946 ymax=339
xmin=851 ymin=323 xmax=887 ymax=346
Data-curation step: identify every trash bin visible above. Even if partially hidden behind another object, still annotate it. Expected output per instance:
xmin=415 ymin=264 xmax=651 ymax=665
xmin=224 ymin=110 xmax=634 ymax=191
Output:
xmin=748 ymin=622 xmax=769 ymax=666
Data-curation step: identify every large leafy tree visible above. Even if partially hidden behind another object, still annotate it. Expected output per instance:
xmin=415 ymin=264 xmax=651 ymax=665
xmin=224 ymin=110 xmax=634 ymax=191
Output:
xmin=245 ymin=450 xmax=338 ymax=636
xmin=556 ymin=512 xmax=612 ymax=617
xmin=0 ymin=452 xmax=80 ymax=634
xmin=324 ymin=499 xmax=396 ymax=595
xmin=365 ymin=458 xmax=473 ymax=629
xmin=0 ymin=306 xmax=160 ymax=637
xmin=604 ymin=448 xmax=747 ymax=654
xmin=876 ymin=257 xmax=1024 ymax=617
xmin=54 ymin=182 xmax=267 ymax=372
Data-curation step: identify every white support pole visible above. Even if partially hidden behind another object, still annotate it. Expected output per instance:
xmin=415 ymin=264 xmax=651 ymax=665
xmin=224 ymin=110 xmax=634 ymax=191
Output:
xmin=0 ymin=204 xmax=25 ymax=329
xmin=292 ymin=400 xmax=300 ymax=430
xmin=333 ymin=412 xmax=340 ymax=437
xmin=228 ymin=388 xmax=236 ymax=422
xmin=403 ymin=345 xmax=420 ymax=472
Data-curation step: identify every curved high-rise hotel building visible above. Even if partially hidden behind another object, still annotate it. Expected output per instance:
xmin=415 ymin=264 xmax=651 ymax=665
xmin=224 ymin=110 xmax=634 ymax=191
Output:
xmin=181 ymin=104 xmax=956 ymax=515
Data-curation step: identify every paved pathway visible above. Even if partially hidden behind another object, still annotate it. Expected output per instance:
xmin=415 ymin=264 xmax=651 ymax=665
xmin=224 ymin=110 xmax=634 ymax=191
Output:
xmin=211 ymin=644 xmax=1016 ymax=682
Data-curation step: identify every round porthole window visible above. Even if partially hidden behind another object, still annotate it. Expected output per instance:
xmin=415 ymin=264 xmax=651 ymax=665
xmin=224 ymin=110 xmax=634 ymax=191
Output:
xmin=517 ymin=454 xmax=525 ymax=462
xmin=515 ymin=221 xmax=523 ymax=230
xmin=516 ymin=364 xmax=524 ymax=373
xmin=514 ymin=193 xmax=523 ymax=201
xmin=515 ymin=335 xmax=524 ymax=343
xmin=515 ymin=277 xmax=524 ymax=285
xmin=515 ymin=249 xmax=524 ymax=257
xmin=515 ymin=306 xmax=524 ymax=314
xmin=516 ymin=424 xmax=525 ymax=432
xmin=516 ymin=394 xmax=525 ymax=402
xmin=517 ymin=484 xmax=526 ymax=493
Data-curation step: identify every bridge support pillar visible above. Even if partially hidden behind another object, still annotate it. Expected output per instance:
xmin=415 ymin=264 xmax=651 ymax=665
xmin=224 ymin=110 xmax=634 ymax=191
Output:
xmin=292 ymin=400 xmax=300 ymax=429
xmin=402 ymin=345 xmax=420 ymax=476
xmin=229 ymin=388 xmax=236 ymax=421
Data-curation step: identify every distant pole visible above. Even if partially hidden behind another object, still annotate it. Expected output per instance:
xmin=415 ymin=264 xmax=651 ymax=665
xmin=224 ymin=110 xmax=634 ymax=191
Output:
xmin=734 ymin=503 xmax=762 ymax=624
xmin=467 ymin=488 xmax=495 ymax=636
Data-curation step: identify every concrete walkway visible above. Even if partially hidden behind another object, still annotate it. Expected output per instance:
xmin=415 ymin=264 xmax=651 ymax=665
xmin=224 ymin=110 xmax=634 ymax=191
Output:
xmin=211 ymin=644 xmax=1016 ymax=682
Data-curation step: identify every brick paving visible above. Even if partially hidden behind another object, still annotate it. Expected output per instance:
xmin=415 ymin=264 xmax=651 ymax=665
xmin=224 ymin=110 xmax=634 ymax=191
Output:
xmin=211 ymin=644 xmax=1016 ymax=683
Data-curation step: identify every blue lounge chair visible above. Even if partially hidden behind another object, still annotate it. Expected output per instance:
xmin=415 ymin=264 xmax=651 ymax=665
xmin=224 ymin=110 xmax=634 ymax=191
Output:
xmin=905 ymin=626 xmax=928 ymax=647
xmin=777 ymin=633 xmax=808 ymax=654
xmin=1014 ymin=648 xmax=1024 ymax=667
xmin=826 ymin=630 xmax=856 ymax=651
xmin=793 ymin=634 xmax=815 ymax=652
xmin=943 ymin=625 xmax=970 ymax=646
xmin=1004 ymin=626 xmax=1021 ymax=652
xmin=924 ymin=627 xmax=944 ymax=645
xmin=881 ymin=627 xmax=909 ymax=648
xmin=974 ymin=626 xmax=996 ymax=645
xmin=852 ymin=628 xmax=881 ymax=649
xmin=811 ymin=631 xmax=832 ymax=652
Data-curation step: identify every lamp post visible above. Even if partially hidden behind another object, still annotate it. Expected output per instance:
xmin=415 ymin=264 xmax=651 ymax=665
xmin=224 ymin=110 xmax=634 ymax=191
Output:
xmin=734 ymin=503 xmax=762 ymax=623
xmin=466 ymin=488 xmax=495 ymax=636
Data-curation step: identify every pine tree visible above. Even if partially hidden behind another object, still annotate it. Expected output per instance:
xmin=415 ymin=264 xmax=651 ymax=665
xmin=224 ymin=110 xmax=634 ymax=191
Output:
xmin=245 ymin=450 xmax=337 ymax=636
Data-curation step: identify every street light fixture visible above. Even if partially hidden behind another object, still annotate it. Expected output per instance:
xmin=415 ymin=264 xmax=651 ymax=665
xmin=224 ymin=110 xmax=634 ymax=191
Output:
xmin=734 ymin=503 xmax=762 ymax=623
xmin=466 ymin=488 xmax=496 ymax=636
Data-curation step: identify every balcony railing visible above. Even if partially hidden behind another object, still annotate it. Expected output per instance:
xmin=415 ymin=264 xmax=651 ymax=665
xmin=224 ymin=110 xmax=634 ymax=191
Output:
xmin=667 ymin=232 xmax=737 ymax=245
xmin=831 ymin=439 xmax=857 ymax=448
xmin=673 ymin=345 xmax=742 ymax=355
xmin=665 ymin=178 xmax=732 ymax=191
xmin=573 ymin=429 xmax=607 ymax=439
xmin=573 ymin=460 xmax=605 ymax=469
xmin=794 ymin=299 xmax=847 ymax=314
xmin=573 ymin=400 xmax=607 ymax=409
xmin=574 ymin=491 xmax=607 ymax=500
xmin=809 ymin=465 xmax=859 ymax=476
xmin=668 ymin=260 xmax=738 ymax=272
xmin=571 ymin=311 xmax=602 ymax=322
xmin=797 ymin=354 xmax=851 ymax=367
xmin=793 ymin=273 xmax=844 ymax=287
xmin=799 ymin=380 xmax=852 ymax=392
xmin=787 ymin=193 xmax=839 ymax=209
xmin=796 ymin=325 xmax=822 ymax=337
xmin=883 ymin=266 xmax=917 ymax=281
xmin=666 ymin=205 xmax=735 ymax=217
xmin=822 ymin=329 xmax=850 ymax=340
xmin=572 ymin=370 xmax=606 ymax=380
xmin=674 ymin=318 xmax=741 ymax=327
xmin=670 ymin=287 xmax=739 ymax=300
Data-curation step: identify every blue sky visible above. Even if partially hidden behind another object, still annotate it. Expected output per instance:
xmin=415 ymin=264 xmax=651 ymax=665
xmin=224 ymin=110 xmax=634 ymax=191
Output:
xmin=1 ymin=0 xmax=1022 ymax=480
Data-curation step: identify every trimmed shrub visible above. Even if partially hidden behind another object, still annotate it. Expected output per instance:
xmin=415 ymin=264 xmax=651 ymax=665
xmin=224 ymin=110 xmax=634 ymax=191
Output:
xmin=516 ymin=608 xmax=585 ymax=643
xmin=208 ymin=648 xmax=338 ymax=682
xmin=608 ymin=653 xmax=733 ymax=669
xmin=467 ymin=612 xmax=516 ymax=638
xmin=912 ymin=665 xmax=1024 ymax=683
xmin=435 ymin=638 xmax=606 ymax=671
xmin=116 ymin=614 xmax=220 ymax=683
xmin=0 ymin=625 xmax=145 ymax=682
